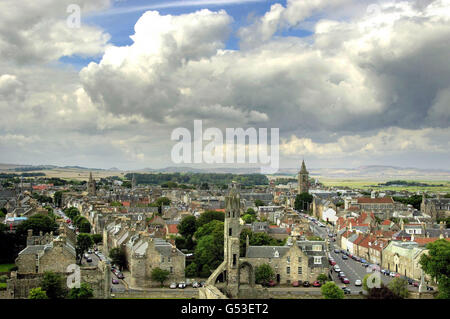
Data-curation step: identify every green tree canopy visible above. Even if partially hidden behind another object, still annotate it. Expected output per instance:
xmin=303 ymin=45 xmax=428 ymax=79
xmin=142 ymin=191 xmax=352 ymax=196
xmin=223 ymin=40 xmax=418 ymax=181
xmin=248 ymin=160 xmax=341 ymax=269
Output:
xmin=255 ymin=264 xmax=275 ymax=286
xmin=178 ymin=215 xmax=197 ymax=239
xmin=151 ymin=267 xmax=170 ymax=287
xmin=109 ymin=247 xmax=127 ymax=270
xmin=91 ymin=234 xmax=103 ymax=245
xmin=76 ymin=233 xmax=94 ymax=264
xmin=419 ymin=239 xmax=450 ymax=299
xmin=317 ymin=273 xmax=330 ymax=284
xmin=366 ymin=285 xmax=400 ymax=299
xmin=194 ymin=221 xmax=224 ymax=277
xmin=242 ymin=214 xmax=257 ymax=224
xmin=321 ymin=281 xmax=344 ymax=299
xmin=196 ymin=210 xmax=224 ymax=228
xmin=41 ymin=271 xmax=67 ymax=299
xmin=294 ymin=193 xmax=313 ymax=211
xmin=388 ymin=277 xmax=409 ymax=299
xmin=16 ymin=214 xmax=58 ymax=241
xmin=68 ymin=283 xmax=94 ymax=299
xmin=254 ymin=199 xmax=265 ymax=207
xmin=64 ymin=207 xmax=80 ymax=221
xmin=28 ymin=287 xmax=48 ymax=299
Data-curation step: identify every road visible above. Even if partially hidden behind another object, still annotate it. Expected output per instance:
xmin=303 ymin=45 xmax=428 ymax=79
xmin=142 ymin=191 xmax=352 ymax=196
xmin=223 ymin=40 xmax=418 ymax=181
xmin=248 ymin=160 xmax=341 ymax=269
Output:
xmin=305 ymin=215 xmax=419 ymax=294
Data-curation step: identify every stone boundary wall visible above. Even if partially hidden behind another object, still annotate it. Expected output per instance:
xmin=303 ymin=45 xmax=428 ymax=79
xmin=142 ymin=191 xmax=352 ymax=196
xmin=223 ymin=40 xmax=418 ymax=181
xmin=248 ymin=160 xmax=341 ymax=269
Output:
xmin=112 ymin=288 xmax=198 ymax=299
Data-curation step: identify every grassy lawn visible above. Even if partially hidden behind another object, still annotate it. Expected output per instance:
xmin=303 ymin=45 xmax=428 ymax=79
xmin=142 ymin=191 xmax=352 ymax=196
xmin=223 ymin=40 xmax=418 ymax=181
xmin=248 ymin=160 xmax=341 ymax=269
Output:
xmin=0 ymin=264 xmax=16 ymax=272
xmin=0 ymin=283 xmax=6 ymax=290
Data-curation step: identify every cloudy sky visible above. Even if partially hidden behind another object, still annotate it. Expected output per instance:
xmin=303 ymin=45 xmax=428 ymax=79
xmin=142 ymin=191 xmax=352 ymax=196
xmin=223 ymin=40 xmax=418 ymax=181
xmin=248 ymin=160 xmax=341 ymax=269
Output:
xmin=0 ymin=0 xmax=449 ymax=171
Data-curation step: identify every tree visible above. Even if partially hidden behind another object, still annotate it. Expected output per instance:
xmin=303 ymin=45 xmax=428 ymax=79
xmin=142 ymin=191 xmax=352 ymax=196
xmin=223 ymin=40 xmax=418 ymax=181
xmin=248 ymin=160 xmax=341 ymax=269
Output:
xmin=317 ymin=273 xmax=330 ymax=284
xmin=151 ymin=267 xmax=170 ymax=287
xmin=178 ymin=215 xmax=197 ymax=239
xmin=242 ymin=214 xmax=256 ymax=224
xmin=16 ymin=214 xmax=58 ymax=242
xmin=419 ymin=239 xmax=450 ymax=299
xmin=246 ymin=208 xmax=256 ymax=216
xmin=91 ymin=234 xmax=103 ymax=245
xmin=194 ymin=221 xmax=224 ymax=276
xmin=68 ymin=283 xmax=94 ymax=299
xmin=321 ymin=281 xmax=344 ymax=299
xmin=109 ymin=247 xmax=127 ymax=270
xmin=154 ymin=197 xmax=171 ymax=207
xmin=196 ymin=211 xmax=224 ymax=228
xmin=366 ymin=285 xmax=400 ymax=299
xmin=53 ymin=191 xmax=63 ymax=207
xmin=294 ymin=193 xmax=313 ymax=211
xmin=254 ymin=200 xmax=265 ymax=207
xmin=28 ymin=287 xmax=48 ymax=299
xmin=76 ymin=233 xmax=94 ymax=264
xmin=185 ymin=262 xmax=198 ymax=277
xmin=41 ymin=272 xmax=67 ymax=299
xmin=388 ymin=277 xmax=409 ymax=299
xmin=255 ymin=264 xmax=275 ymax=286
xmin=78 ymin=219 xmax=91 ymax=233
xmin=64 ymin=207 xmax=80 ymax=221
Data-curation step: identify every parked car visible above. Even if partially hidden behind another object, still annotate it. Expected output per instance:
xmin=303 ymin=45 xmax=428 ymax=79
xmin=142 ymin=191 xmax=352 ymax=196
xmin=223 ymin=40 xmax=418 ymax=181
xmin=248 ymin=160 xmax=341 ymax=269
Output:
xmin=413 ymin=282 xmax=419 ymax=287
xmin=342 ymin=287 xmax=351 ymax=294
xmin=192 ymin=281 xmax=200 ymax=288
xmin=112 ymin=279 xmax=119 ymax=285
xmin=363 ymin=263 xmax=369 ymax=268
xmin=390 ymin=272 xmax=397 ymax=277
xmin=86 ymin=257 xmax=92 ymax=263
xmin=330 ymin=261 xmax=337 ymax=266
xmin=334 ymin=249 xmax=340 ymax=254
xmin=292 ymin=281 xmax=301 ymax=287
xmin=342 ymin=255 xmax=348 ymax=260
xmin=312 ymin=281 xmax=321 ymax=287
xmin=407 ymin=278 xmax=414 ymax=285
xmin=178 ymin=282 xmax=186 ymax=289
xmin=355 ymin=280 xmax=362 ymax=286
xmin=338 ymin=272 xmax=345 ymax=278
xmin=303 ymin=281 xmax=310 ymax=287
xmin=426 ymin=286 xmax=434 ymax=291
xmin=342 ymin=278 xmax=350 ymax=284
xmin=169 ymin=282 xmax=177 ymax=289
xmin=360 ymin=258 xmax=367 ymax=263
xmin=334 ymin=265 xmax=341 ymax=272
xmin=116 ymin=273 xmax=124 ymax=279
xmin=268 ymin=280 xmax=277 ymax=287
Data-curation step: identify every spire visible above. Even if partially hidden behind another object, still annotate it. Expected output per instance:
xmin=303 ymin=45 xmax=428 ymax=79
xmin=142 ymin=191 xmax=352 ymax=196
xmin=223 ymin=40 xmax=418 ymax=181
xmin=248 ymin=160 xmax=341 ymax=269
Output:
xmin=89 ymin=172 xmax=93 ymax=183
xmin=300 ymin=159 xmax=308 ymax=173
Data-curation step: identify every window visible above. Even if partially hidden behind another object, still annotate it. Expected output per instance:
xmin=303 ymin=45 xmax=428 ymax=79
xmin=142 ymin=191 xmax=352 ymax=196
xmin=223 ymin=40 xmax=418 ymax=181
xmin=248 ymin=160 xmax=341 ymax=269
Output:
xmin=229 ymin=228 xmax=232 ymax=236
xmin=233 ymin=254 xmax=237 ymax=266
xmin=314 ymin=257 xmax=322 ymax=265
xmin=161 ymin=257 xmax=164 ymax=263
xmin=170 ymin=267 xmax=173 ymax=274
xmin=312 ymin=245 xmax=322 ymax=251
xmin=168 ymin=257 xmax=171 ymax=262
xmin=287 ymin=256 xmax=290 ymax=263
xmin=298 ymin=257 xmax=302 ymax=263
xmin=298 ymin=267 xmax=302 ymax=274
xmin=286 ymin=267 xmax=290 ymax=274
xmin=268 ymin=258 xmax=272 ymax=263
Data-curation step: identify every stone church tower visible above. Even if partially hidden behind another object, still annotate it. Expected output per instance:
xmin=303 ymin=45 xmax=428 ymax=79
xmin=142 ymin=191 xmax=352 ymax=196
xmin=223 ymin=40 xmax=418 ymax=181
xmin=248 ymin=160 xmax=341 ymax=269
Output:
xmin=131 ymin=174 xmax=137 ymax=190
xmin=87 ymin=172 xmax=96 ymax=196
xmin=224 ymin=184 xmax=242 ymax=298
xmin=298 ymin=160 xmax=309 ymax=194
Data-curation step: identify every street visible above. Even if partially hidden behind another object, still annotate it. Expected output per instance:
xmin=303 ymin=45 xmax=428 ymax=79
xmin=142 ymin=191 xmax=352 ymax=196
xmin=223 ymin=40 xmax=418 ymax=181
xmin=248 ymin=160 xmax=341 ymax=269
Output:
xmin=305 ymin=216 xmax=419 ymax=294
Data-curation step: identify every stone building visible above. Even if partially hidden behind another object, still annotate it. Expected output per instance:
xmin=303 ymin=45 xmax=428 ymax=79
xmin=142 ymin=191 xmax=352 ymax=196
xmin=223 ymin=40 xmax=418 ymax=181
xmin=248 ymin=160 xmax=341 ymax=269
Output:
xmin=381 ymin=241 xmax=427 ymax=281
xmin=15 ymin=227 xmax=76 ymax=274
xmin=297 ymin=160 xmax=309 ymax=194
xmin=245 ymin=239 xmax=329 ymax=285
xmin=87 ymin=172 xmax=97 ymax=196
xmin=421 ymin=194 xmax=450 ymax=220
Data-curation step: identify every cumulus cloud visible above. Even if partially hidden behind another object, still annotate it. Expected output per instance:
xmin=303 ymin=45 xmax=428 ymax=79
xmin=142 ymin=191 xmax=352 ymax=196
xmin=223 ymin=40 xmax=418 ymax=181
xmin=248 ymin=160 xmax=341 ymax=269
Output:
xmin=1 ymin=0 xmax=450 ymax=169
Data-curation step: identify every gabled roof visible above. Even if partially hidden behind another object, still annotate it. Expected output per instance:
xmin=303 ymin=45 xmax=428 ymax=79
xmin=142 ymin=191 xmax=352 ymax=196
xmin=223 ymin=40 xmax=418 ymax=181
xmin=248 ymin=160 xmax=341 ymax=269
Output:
xmin=357 ymin=197 xmax=394 ymax=204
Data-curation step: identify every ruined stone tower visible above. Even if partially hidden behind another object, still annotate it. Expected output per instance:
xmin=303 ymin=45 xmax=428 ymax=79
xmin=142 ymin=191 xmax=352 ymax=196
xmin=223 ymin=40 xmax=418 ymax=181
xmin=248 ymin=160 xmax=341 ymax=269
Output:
xmin=224 ymin=184 xmax=241 ymax=298
xmin=87 ymin=172 xmax=96 ymax=196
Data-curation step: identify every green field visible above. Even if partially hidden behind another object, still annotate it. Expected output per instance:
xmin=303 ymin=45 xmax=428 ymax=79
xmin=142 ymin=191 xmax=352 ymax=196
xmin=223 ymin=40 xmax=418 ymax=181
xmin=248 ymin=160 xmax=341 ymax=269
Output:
xmin=319 ymin=179 xmax=450 ymax=193
xmin=0 ymin=264 xmax=15 ymax=272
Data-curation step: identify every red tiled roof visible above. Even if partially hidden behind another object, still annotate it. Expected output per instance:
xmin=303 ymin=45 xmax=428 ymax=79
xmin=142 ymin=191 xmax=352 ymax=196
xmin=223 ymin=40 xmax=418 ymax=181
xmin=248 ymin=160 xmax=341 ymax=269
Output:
xmin=167 ymin=224 xmax=178 ymax=234
xmin=413 ymin=237 xmax=450 ymax=246
xmin=382 ymin=220 xmax=391 ymax=226
xmin=357 ymin=197 xmax=394 ymax=204
xmin=122 ymin=201 xmax=131 ymax=207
